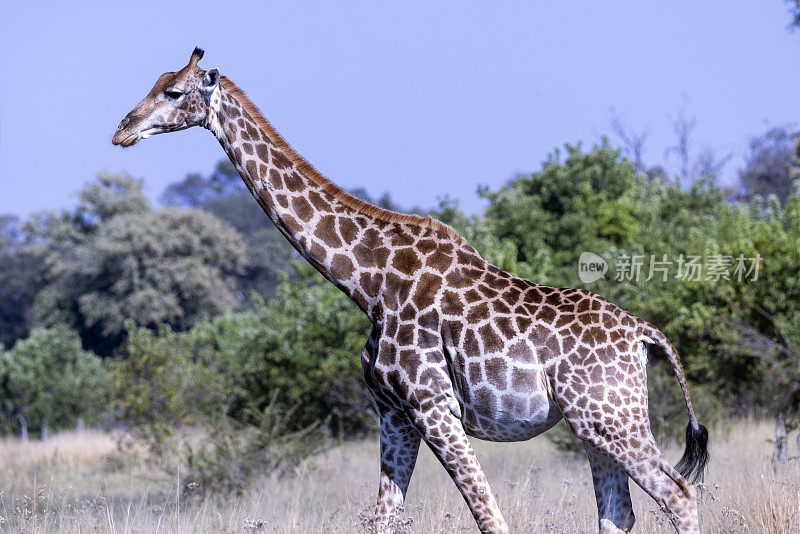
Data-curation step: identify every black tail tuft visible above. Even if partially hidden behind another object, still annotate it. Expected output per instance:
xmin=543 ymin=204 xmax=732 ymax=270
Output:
xmin=675 ymin=422 xmax=709 ymax=484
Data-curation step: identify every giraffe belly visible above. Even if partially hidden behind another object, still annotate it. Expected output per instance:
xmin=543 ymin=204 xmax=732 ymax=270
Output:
xmin=457 ymin=367 xmax=563 ymax=442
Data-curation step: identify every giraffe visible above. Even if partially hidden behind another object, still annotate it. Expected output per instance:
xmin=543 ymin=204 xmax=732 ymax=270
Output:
xmin=113 ymin=49 xmax=709 ymax=534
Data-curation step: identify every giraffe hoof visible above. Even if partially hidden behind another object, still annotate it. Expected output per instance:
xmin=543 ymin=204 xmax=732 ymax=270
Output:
xmin=599 ymin=518 xmax=632 ymax=533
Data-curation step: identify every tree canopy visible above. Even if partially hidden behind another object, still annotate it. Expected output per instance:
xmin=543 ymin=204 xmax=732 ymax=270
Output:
xmin=26 ymin=173 xmax=247 ymax=355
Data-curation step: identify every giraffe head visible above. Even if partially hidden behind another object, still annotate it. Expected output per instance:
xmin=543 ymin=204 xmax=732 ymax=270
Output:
xmin=112 ymin=48 xmax=219 ymax=147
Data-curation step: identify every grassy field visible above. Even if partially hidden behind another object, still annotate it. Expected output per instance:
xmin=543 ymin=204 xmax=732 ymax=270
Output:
xmin=0 ymin=420 xmax=797 ymax=533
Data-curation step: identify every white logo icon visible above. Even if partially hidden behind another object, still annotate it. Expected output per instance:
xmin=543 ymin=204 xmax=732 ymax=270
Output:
xmin=578 ymin=252 xmax=608 ymax=283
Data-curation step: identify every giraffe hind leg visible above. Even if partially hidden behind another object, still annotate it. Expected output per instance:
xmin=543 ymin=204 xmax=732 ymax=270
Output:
xmin=565 ymin=411 xmax=699 ymax=533
xmin=555 ymin=351 xmax=700 ymax=533
xmin=575 ymin=420 xmax=699 ymax=532
xmin=584 ymin=442 xmax=635 ymax=533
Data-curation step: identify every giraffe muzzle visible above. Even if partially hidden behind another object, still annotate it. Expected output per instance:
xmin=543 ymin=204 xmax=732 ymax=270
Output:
xmin=112 ymin=127 xmax=139 ymax=147
xmin=113 ymin=114 xmax=147 ymax=147
xmin=115 ymin=134 xmax=139 ymax=147
xmin=113 ymin=120 xmax=134 ymax=146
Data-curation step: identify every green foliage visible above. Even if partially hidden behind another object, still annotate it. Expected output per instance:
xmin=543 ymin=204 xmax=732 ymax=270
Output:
xmin=738 ymin=126 xmax=797 ymax=205
xmin=0 ymin=216 xmax=38 ymax=347
xmin=71 ymin=208 xmax=245 ymax=340
xmin=0 ymin=325 xmax=110 ymax=436
xmin=74 ymin=172 xmax=151 ymax=225
xmin=111 ymin=322 xmax=231 ymax=443
xmin=112 ymin=263 xmax=374 ymax=440
xmin=789 ymin=0 xmax=800 ymax=30
xmin=161 ymin=160 xmax=294 ymax=301
xmin=481 ymin=141 xmax=644 ymax=287
xmin=26 ymin=173 xmax=247 ymax=355
xmin=244 ymin=263 xmax=374 ymax=434
xmin=112 ymin=264 xmax=370 ymax=485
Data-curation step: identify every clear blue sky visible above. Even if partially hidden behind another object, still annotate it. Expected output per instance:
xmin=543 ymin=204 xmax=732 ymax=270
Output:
xmin=1 ymin=1 xmax=798 ymax=217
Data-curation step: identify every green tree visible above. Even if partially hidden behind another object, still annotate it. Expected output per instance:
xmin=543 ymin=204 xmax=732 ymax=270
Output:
xmin=788 ymin=0 xmax=800 ymax=30
xmin=0 ymin=216 xmax=39 ymax=347
xmin=27 ymin=173 xmax=247 ymax=355
xmin=481 ymin=141 xmax=643 ymax=288
xmin=161 ymin=160 xmax=242 ymax=207
xmin=162 ymin=160 xmax=293 ymax=301
xmin=71 ymin=208 xmax=245 ymax=348
xmin=738 ymin=126 xmax=797 ymax=205
xmin=0 ymin=325 xmax=110 ymax=437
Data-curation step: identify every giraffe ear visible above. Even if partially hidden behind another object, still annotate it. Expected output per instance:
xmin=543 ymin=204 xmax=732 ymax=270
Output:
xmin=200 ymin=68 xmax=219 ymax=96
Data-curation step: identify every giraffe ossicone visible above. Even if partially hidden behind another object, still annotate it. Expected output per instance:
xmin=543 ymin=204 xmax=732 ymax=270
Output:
xmin=113 ymin=48 xmax=709 ymax=534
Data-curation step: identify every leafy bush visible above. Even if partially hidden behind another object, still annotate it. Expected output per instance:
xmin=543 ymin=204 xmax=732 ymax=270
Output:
xmin=112 ymin=262 xmax=375 ymax=444
xmin=242 ymin=264 xmax=374 ymax=435
xmin=0 ymin=325 xmax=110 ymax=436
xmin=182 ymin=395 xmax=328 ymax=495
xmin=111 ymin=321 xmax=232 ymax=447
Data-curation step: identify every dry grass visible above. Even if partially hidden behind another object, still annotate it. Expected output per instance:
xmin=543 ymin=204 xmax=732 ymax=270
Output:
xmin=0 ymin=420 xmax=797 ymax=533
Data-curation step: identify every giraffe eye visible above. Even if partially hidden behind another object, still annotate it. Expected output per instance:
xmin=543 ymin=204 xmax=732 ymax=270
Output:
xmin=164 ymin=89 xmax=183 ymax=100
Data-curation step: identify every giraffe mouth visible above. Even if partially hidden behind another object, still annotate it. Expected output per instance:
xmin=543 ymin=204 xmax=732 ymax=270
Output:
xmin=112 ymin=129 xmax=140 ymax=147
xmin=113 ymin=127 xmax=159 ymax=147
xmin=118 ymin=134 xmax=139 ymax=147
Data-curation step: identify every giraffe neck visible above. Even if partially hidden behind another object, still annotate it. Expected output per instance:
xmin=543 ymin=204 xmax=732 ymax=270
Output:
xmin=203 ymin=77 xmax=366 ymax=307
xmin=204 ymin=76 xmax=461 ymax=318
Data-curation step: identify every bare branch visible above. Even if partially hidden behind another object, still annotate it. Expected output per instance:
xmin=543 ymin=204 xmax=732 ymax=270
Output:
xmin=664 ymin=105 xmax=696 ymax=188
xmin=731 ymin=321 xmax=798 ymax=359
xmin=664 ymin=101 xmax=732 ymax=188
xmin=694 ymin=147 xmax=733 ymax=182
xmin=608 ymin=107 xmax=650 ymax=172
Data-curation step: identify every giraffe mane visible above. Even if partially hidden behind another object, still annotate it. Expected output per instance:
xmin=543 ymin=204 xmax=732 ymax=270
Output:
xmin=219 ymin=76 xmax=465 ymax=243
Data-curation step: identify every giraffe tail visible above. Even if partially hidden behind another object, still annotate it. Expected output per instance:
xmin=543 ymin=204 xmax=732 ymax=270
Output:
xmin=639 ymin=322 xmax=709 ymax=484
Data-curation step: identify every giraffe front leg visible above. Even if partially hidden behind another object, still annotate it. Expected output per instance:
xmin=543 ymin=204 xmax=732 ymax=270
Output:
xmin=408 ymin=399 xmax=509 ymax=534
xmin=585 ymin=443 xmax=635 ymax=533
xmin=374 ymin=407 xmax=421 ymax=532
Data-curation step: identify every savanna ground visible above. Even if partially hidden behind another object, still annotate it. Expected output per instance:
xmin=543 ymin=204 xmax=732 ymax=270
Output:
xmin=0 ymin=419 xmax=797 ymax=533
